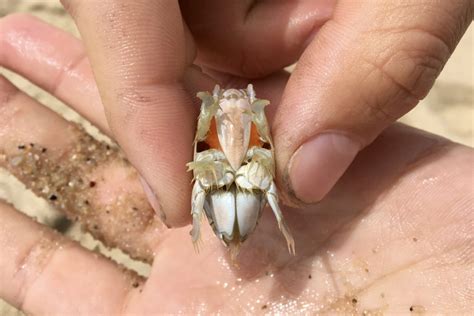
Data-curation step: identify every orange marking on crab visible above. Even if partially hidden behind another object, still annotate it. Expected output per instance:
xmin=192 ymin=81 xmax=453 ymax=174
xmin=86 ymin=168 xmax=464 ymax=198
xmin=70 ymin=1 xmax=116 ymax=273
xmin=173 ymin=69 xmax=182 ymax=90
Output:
xmin=205 ymin=119 xmax=221 ymax=150
xmin=249 ymin=123 xmax=263 ymax=148
xmin=206 ymin=119 xmax=262 ymax=151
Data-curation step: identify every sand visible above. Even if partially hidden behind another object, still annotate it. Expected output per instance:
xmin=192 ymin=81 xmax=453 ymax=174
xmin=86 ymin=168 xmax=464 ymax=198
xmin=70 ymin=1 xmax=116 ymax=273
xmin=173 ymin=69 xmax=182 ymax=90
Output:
xmin=0 ymin=1 xmax=472 ymax=315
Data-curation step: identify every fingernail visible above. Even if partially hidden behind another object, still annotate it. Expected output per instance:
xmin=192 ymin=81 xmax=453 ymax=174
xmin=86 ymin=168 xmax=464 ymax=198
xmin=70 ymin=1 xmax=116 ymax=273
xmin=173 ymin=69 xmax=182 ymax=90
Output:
xmin=139 ymin=176 xmax=170 ymax=227
xmin=288 ymin=133 xmax=360 ymax=203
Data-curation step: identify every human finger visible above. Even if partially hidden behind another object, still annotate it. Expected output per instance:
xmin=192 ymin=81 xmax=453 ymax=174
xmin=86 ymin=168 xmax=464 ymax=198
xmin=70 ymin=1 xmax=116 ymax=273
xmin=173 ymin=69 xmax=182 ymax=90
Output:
xmin=61 ymin=0 xmax=206 ymax=226
xmin=0 ymin=200 xmax=142 ymax=315
xmin=0 ymin=13 xmax=108 ymax=132
xmin=0 ymin=13 xmax=288 ymax=144
xmin=0 ymin=75 xmax=167 ymax=262
xmin=180 ymin=0 xmax=335 ymax=77
xmin=272 ymin=0 xmax=472 ymax=204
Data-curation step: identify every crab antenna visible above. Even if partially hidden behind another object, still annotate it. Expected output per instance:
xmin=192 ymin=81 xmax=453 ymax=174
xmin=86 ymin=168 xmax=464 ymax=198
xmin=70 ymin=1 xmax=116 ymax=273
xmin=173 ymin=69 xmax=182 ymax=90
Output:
xmin=247 ymin=84 xmax=256 ymax=103
xmin=213 ymin=85 xmax=220 ymax=98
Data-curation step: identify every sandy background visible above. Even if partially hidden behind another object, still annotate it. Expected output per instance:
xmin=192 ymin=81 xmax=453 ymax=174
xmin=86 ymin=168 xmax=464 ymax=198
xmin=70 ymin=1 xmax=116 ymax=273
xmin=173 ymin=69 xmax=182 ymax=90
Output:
xmin=0 ymin=1 xmax=472 ymax=315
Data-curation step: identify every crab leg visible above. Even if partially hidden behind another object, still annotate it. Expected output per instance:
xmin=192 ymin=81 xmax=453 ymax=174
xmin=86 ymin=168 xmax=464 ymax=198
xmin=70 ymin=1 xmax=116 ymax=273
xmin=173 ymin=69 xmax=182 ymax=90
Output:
xmin=266 ymin=182 xmax=296 ymax=255
xmin=194 ymin=91 xmax=218 ymax=143
xmin=235 ymin=153 xmax=295 ymax=255
xmin=190 ymin=181 xmax=206 ymax=246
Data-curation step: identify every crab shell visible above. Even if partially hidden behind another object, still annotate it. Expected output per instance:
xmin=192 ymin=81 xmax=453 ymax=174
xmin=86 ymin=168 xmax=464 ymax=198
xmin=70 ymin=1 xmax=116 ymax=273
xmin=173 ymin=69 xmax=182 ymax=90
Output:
xmin=188 ymin=84 xmax=295 ymax=257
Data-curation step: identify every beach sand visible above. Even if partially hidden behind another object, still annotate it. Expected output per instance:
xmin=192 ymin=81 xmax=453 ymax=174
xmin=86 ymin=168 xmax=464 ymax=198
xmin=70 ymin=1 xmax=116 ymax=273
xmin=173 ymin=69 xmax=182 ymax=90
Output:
xmin=0 ymin=1 xmax=472 ymax=315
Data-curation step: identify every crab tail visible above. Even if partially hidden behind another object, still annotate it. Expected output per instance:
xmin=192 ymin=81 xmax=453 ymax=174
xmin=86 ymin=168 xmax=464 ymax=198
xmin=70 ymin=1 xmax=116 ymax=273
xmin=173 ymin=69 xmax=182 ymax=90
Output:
xmin=228 ymin=239 xmax=242 ymax=262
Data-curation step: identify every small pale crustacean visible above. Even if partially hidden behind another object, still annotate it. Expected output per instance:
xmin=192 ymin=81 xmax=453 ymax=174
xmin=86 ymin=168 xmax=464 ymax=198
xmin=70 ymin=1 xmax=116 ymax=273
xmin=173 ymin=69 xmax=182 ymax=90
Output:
xmin=187 ymin=84 xmax=295 ymax=258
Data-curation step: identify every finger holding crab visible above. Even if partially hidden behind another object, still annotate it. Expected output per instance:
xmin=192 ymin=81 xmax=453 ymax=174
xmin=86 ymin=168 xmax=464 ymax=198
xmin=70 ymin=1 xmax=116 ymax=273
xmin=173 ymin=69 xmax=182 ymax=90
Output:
xmin=0 ymin=15 xmax=259 ymax=314
xmin=0 ymin=16 xmax=257 ymax=314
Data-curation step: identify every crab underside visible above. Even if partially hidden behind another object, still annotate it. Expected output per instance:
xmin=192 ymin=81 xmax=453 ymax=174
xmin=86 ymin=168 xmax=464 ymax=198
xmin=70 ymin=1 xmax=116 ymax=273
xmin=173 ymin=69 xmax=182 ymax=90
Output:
xmin=187 ymin=84 xmax=295 ymax=257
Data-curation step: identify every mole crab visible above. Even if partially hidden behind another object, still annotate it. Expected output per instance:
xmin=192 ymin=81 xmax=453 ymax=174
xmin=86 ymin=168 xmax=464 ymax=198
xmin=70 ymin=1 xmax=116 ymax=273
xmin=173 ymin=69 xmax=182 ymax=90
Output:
xmin=187 ymin=84 xmax=295 ymax=257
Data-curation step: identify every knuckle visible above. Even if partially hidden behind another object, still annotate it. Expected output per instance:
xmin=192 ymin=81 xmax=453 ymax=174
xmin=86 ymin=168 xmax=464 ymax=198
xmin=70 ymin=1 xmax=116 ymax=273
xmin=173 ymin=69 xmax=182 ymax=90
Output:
xmin=399 ymin=28 xmax=450 ymax=95
xmin=359 ymin=26 xmax=451 ymax=122
xmin=51 ymin=52 xmax=87 ymax=95
xmin=109 ymin=83 xmax=190 ymax=142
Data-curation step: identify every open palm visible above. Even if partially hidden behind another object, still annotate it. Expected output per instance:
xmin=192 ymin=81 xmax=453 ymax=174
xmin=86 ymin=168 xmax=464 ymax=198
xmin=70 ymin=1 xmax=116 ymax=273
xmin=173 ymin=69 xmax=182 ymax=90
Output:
xmin=0 ymin=15 xmax=472 ymax=315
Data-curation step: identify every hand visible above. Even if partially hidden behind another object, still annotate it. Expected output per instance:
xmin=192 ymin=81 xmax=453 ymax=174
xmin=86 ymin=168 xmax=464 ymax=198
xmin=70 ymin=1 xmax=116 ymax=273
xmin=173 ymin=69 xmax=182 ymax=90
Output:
xmin=53 ymin=1 xmax=472 ymax=226
xmin=179 ymin=0 xmax=472 ymax=205
xmin=0 ymin=15 xmax=472 ymax=314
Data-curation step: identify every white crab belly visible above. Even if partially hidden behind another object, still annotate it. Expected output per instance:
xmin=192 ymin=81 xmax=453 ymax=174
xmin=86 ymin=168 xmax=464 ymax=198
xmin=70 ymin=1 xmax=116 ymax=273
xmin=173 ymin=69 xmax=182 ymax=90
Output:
xmin=204 ymin=186 xmax=264 ymax=243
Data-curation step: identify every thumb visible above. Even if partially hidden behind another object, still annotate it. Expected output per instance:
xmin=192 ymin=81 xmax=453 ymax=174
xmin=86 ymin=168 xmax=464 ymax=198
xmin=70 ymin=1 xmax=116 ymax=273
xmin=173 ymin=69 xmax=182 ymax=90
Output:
xmin=274 ymin=0 xmax=472 ymax=204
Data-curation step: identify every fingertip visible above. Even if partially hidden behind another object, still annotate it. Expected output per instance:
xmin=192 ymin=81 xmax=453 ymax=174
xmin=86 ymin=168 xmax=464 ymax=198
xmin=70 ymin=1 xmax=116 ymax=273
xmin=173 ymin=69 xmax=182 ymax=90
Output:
xmin=139 ymin=175 xmax=192 ymax=229
xmin=0 ymin=13 xmax=39 ymax=51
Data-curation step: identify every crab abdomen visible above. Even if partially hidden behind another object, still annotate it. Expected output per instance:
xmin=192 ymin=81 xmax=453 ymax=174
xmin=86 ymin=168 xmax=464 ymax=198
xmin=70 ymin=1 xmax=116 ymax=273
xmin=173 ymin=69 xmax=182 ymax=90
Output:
xmin=204 ymin=185 xmax=264 ymax=244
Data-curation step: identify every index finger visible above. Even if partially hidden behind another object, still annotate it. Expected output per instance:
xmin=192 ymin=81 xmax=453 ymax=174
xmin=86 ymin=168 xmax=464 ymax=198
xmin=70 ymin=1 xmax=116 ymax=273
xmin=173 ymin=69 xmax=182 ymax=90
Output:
xmin=61 ymin=0 xmax=202 ymax=226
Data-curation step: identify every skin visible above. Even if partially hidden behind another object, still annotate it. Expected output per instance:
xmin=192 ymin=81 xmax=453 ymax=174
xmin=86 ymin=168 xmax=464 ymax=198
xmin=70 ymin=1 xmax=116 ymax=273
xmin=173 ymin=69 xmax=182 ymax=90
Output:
xmin=50 ymin=0 xmax=472 ymax=224
xmin=180 ymin=0 xmax=473 ymax=205
xmin=0 ymin=15 xmax=473 ymax=314
xmin=16 ymin=0 xmax=464 ymax=227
